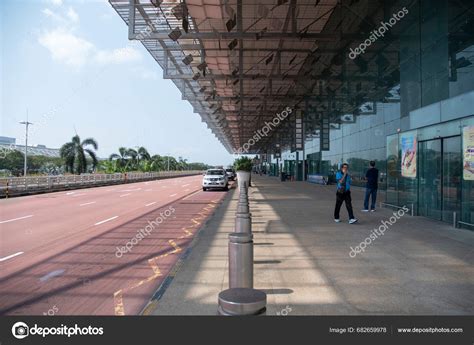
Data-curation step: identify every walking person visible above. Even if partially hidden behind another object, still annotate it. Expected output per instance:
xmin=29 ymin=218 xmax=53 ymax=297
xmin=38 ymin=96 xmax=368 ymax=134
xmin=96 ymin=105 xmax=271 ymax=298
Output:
xmin=334 ymin=163 xmax=358 ymax=224
xmin=362 ymin=161 xmax=379 ymax=212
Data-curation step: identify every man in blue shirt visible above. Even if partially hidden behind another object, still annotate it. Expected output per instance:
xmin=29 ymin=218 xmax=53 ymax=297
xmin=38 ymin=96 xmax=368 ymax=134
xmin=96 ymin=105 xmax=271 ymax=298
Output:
xmin=362 ymin=161 xmax=379 ymax=212
xmin=334 ymin=163 xmax=358 ymax=224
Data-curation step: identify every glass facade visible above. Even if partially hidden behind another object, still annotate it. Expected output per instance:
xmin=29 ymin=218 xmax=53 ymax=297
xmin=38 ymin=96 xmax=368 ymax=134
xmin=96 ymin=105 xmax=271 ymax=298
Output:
xmin=272 ymin=0 xmax=474 ymax=227
xmin=386 ymin=117 xmax=474 ymax=227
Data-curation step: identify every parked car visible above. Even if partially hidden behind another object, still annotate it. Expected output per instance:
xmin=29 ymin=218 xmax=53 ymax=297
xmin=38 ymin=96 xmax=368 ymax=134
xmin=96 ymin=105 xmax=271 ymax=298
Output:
xmin=225 ymin=168 xmax=236 ymax=181
xmin=202 ymin=169 xmax=229 ymax=191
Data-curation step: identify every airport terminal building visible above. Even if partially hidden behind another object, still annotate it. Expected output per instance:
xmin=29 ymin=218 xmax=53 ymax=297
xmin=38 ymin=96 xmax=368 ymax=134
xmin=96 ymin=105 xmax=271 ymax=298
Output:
xmin=111 ymin=0 xmax=474 ymax=227
xmin=279 ymin=0 xmax=474 ymax=226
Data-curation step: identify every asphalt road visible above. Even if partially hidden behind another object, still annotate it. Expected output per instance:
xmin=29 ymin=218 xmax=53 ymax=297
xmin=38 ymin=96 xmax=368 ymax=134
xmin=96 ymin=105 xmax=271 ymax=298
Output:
xmin=0 ymin=175 xmax=229 ymax=315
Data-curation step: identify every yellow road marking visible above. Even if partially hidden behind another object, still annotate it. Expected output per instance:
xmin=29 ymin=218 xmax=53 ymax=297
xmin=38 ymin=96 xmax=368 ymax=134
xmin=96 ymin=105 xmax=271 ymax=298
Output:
xmin=113 ymin=200 xmax=219 ymax=314
xmin=114 ymin=290 xmax=125 ymax=316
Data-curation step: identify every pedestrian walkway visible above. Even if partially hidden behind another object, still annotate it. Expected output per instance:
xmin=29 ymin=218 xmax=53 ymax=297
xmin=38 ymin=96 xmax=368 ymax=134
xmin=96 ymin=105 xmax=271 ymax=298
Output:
xmin=145 ymin=175 xmax=474 ymax=315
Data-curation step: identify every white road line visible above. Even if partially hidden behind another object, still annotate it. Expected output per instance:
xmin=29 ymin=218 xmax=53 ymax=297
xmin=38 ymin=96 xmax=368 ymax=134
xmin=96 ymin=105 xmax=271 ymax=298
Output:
xmin=145 ymin=202 xmax=157 ymax=207
xmin=119 ymin=193 xmax=131 ymax=198
xmin=120 ymin=188 xmax=141 ymax=192
xmin=66 ymin=192 xmax=75 ymax=195
xmin=0 ymin=251 xmax=24 ymax=262
xmin=39 ymin=269 xmax=65 ymax=282
xmin=185 ymin=189 xmax=190 ymax=192
xmin=182 ymin=184 xmax=190 ymax=187
xmin=94 ymin=216 xmax=118 ymax=226
xmin=183 ymin=190 xmax=202 ymax=200
xmin=169 ymin=193 xmax=177 ymax=197
xmin=79 ymin=201 xmax=96 ymax=207
xmin=0 ymin=215 xmax=34 ymax=224
xmin=145 ymin=189 xmax=152 ymax=192
xmin=71 ymin=193 xmax=86 ymax=197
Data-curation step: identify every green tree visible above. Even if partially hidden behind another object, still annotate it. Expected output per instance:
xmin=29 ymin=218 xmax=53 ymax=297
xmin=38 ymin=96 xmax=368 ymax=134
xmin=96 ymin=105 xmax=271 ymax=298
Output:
xmin=0 ymin=150 xmax=24 ymax=176
xmin=137 ymin=147 xmax=151 ymax=161
xmin=109 ymin=147 xmax=135 ymax=170
xmin=59 ymin=135 xmax=98 ymax=174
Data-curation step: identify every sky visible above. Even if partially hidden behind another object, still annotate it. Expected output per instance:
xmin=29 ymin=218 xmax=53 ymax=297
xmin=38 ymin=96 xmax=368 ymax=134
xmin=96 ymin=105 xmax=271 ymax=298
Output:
xmin=0 ymin=0 xmax=233 ymax=166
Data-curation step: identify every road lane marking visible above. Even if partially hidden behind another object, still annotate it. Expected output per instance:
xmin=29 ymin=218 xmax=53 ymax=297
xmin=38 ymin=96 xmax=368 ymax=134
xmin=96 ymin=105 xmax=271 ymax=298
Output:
xmin=185 ymin=189 xmax=190 ymax=192
xmin=169 ymin=193 xmax=177 ymax=197
xmin=114 ymin=290 xmax=125 ymax=316
xmin=120 ymin=188 xmax=141 ymax=192
xmin=145 ymin=202 xmax=157 ymax=207
xmin=94 ymin=216 xmax=118 ymax=226
xmin=181 ymin=184 xmax=190 ymax=187
xmin=0 ymin=251 xmax=24 ymax=262
xmin=0 ymin=215 xmax=34 ymax=224
xmin=119 ymin=193 xmax=130 ymax=198
xmin=145 ymin=189 xmax=152 ymax=192
xmin=39 ymin=269 xmax=65 ymax=282
xmin=72 ymin=193 xmax=86 ymax=197
xmin=79 ymin=201 xmax=96 ymax=206
xmin=183 ymin=190 xmax=201 ymax=200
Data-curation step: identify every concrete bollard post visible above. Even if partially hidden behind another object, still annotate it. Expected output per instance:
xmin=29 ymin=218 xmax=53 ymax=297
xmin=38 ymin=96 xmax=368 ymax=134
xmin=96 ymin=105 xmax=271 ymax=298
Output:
xmin=228 ymin=232 xmax=253 ymax=288
xmin=218 ymin=288 xmax=266 ymax=316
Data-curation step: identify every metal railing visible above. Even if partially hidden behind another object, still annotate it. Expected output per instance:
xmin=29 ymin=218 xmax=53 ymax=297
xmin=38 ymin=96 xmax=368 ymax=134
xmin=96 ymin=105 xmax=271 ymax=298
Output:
xmin=0 ymin=171 xmax=202 ymax=198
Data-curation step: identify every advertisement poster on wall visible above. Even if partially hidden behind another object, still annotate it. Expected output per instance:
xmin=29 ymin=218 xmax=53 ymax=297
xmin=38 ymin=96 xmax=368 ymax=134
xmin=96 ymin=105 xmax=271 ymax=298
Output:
xmin=400 ymin=131 xmax=417 ymax=178
xmin=462 ymin=125 xmax=474 ymax=180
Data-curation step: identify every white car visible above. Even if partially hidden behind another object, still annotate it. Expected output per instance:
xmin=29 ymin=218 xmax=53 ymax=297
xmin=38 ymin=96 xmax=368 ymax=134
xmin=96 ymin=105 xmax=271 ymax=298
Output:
xmin=202 ymin=169 xmax=229 ymax=191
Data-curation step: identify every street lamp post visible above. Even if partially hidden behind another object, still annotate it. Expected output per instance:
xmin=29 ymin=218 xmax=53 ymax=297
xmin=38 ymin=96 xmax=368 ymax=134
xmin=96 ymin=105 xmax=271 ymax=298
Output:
xmin=20 ymin=115 xmax=33 ymax=177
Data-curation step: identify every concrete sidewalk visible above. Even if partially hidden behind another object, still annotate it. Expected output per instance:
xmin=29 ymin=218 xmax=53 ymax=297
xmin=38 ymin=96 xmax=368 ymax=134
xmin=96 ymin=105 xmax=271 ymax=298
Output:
xmin=146 ymin=175 xmax=474 ymax=315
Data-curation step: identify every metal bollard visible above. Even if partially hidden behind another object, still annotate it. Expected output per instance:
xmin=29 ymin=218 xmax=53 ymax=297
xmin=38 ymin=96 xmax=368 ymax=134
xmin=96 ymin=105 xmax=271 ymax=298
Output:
xmin=218 ymin=288 xmax=266 ymax=316
xmin=236 ymin=202 xmax=249 ymax=214
xmin=228 ymin=232 xmax=253 ymax=288
xmin=235 ymin=211 xmax=251 ymax=233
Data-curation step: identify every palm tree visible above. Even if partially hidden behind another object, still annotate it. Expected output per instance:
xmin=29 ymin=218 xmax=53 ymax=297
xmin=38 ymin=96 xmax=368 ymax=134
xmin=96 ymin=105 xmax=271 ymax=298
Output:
xmin=177 ymin=156 xmax=188 ymax=170
xmin=60 ymin=135 xmax=98 ymax=174
xmin=127 ymin=148 xmax=138 ymax=168
xmin=109 ymin=147 xmax=132 ymax=169
xmin=137 ymin=147 xmax=151 ymax=161
xmin=150 ymin=154 xmax=165 ymax=171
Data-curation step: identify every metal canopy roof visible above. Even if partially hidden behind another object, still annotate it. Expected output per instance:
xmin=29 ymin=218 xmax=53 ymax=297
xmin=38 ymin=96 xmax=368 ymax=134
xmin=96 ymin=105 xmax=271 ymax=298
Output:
xmin=109 ymin=0 xmax=405 ymax=154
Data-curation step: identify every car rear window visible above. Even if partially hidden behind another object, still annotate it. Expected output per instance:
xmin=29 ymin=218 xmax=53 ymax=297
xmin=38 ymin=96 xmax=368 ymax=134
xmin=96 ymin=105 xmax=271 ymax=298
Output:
xmin=207 ymin=170 xmax=224 ymax=175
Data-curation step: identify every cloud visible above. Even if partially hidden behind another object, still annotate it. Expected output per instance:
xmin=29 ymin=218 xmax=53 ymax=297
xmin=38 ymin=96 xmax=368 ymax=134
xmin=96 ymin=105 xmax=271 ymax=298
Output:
xmin=38 ymin=6 xmax=141 ymax=68
xmin=42 ymin=8 xmax=66 ymax=22
xmin=47 ymin=0 xmax=63 ymax=6
xmin=95 ymin=47 xmax=142 ymax=64
xmin=66 ymin=7 xmax=79 ymax=23
xmin=38 ymin=28 xmax=94 ymax=67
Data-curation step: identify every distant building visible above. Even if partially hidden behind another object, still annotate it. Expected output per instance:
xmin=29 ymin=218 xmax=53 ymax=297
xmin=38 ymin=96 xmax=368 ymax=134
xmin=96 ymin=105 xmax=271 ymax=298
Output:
xmin=0 ymin=136 xmax=16 ymax=145
xmin=0 ymin=137 xmax=60 ymax=158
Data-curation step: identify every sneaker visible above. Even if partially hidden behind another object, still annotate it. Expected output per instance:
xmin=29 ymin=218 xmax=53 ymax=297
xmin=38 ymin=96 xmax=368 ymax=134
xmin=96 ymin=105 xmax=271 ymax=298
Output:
xmin=349 ymin=218 xmax=358 ymax=224
xmin=370 ymin=209 xmax=376 ymax=212
xmin=334 ymin=219 xmax=341 ymax=223
xmin=361 ymin=209 xmax=369 ymax=212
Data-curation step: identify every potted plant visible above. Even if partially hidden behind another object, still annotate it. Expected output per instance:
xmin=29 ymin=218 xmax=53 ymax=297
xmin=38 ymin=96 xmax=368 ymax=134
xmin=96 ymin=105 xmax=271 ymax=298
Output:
xmin=234 ymin=156 xmax=252 ymax=187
